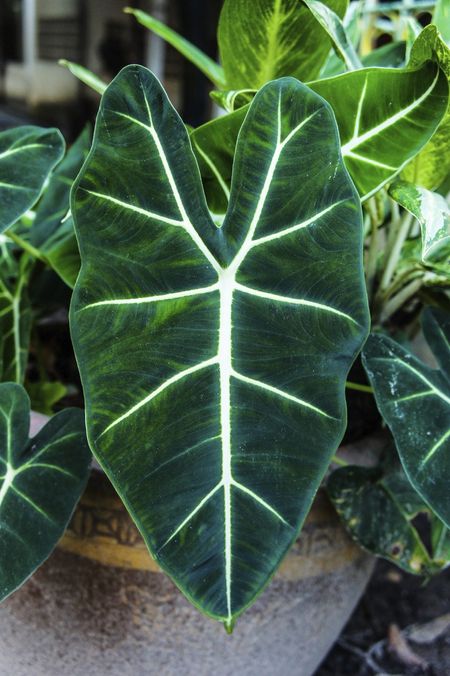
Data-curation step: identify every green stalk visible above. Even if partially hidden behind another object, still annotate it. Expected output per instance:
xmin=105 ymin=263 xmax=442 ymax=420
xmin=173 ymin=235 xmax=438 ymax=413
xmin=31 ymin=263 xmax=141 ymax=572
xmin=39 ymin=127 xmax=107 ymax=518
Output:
xmin=379 ymin=211 xmax=414 ymax=293
xmin=380 ymin=277 xmax=423 ymax=323
xmin=346 ymin=381 xmax=374 ymax=393
xmin=6 ymin=232 xmax=46 ymax=263
xmin=365 ymin=198 xmax=381 ymax=300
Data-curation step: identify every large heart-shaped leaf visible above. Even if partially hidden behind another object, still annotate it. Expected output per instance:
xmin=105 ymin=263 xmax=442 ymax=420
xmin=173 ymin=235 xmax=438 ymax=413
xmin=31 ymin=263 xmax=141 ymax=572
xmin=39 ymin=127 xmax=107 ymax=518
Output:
xmin=218 ymin=0 xmax=347 ymax=89
xmin=191 ymin=61 xmax=448 ymax=208
xmin=362 ymin=309 xmax=450 ymax=528
xmin=70 ymin=66 xmax=368 ymax=627
xmin=0 ymin=126 xmax=65 ymax=232
xmin=0 ymin=383 xmax=91 ymax=601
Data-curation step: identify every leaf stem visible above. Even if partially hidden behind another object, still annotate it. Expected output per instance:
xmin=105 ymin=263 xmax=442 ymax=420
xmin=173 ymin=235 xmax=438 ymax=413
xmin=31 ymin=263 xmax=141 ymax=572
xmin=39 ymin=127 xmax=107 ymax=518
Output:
xmin=380 ymin=277 xmax=423 ymax=323
xmin=346 ymin=381 xmax=374 ymax=393
xmin=365 ymin=198 xmax=381 ymax=300
xmin=332 ymin=455 xmax=349 ymax=467
xmin=6 ymin=232 xmax=46 ymax=262
xmin=379 ymin=211 xmax=414 ymax=293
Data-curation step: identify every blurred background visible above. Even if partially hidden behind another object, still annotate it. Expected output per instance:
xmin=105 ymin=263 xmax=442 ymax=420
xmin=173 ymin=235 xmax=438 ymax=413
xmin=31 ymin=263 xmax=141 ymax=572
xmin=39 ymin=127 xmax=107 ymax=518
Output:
xmin=0 ymin=0 xmax=222 ymax=136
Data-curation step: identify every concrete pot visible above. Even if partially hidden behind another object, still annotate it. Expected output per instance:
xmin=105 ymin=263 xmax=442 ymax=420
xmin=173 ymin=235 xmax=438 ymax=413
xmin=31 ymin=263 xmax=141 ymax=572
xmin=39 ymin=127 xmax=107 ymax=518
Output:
xmin=0 ymin=427 xmax=376 ymax=676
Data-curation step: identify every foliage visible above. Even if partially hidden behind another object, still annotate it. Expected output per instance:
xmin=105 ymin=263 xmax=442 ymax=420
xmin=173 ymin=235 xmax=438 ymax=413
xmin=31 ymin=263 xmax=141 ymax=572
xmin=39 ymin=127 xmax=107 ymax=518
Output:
xmin=0 ymin=0 xmax=448 ymax=630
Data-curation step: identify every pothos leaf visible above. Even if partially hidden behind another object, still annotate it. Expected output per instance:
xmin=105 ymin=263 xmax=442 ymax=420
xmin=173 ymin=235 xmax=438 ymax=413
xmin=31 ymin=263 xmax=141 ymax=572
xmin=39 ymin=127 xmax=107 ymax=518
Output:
xmin=362 ymin=308 xmax=450 ymax=528
xmin=0 ymin=383 xmax=91 ymax=601
xmin=70 ymin=66 xmax=368 ymax=627
xmin=389 ymin=179 xmax=450 ymax=263
xmin=218 ymin=0 xmax=347 ymax=89
xmin=0 ymin=126 xmax=64 ymax=232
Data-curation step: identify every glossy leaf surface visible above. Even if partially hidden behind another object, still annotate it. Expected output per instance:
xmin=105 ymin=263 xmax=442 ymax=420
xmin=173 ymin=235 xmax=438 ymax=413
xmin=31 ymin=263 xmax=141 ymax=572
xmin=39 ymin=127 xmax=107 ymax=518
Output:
xmin=0 ymin=126 xmax=64 ymax=232
xmin=0 ymin=383 xmax=90 ymax=601
xmin=363 ymin=309 xmax=450 ymax=528
xmin=70 ymin=66 xmax=368 ymax=626
xmin=389 ymin=179 xmax=450 ymax=262
xmin=218 ymin=0 xmax=347 ymax=88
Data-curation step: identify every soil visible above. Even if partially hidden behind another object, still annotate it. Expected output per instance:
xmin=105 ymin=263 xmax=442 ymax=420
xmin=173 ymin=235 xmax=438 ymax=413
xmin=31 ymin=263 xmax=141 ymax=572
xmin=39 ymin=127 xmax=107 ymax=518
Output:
xmin=315 ymin=559 xmax=450 ymax=675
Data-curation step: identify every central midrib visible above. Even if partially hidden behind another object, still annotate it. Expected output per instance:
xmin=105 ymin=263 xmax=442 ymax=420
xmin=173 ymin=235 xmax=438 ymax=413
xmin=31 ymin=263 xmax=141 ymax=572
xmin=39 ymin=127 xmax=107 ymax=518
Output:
xmin=218 ymin=266 xmax=234 ymax=627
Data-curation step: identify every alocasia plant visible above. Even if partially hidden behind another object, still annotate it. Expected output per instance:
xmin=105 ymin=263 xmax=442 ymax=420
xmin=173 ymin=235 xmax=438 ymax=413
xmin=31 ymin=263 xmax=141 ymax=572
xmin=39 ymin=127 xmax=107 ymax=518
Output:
xmin=0 ymin=0 xmax=448 ymax=635
xmin=70 ymin=66 xmax=368 ymax=627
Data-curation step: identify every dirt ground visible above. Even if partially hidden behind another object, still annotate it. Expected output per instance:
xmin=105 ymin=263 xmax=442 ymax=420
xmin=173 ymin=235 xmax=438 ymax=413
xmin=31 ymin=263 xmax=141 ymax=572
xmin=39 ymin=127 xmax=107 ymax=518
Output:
xmin=315 ymin=559 xmax=450 ymax=675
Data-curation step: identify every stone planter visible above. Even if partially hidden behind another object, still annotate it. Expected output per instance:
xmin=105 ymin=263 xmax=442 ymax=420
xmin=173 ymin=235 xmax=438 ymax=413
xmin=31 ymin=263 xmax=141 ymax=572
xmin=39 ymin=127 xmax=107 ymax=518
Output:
xmin=0 ymin=421 xmax=377 ymax=676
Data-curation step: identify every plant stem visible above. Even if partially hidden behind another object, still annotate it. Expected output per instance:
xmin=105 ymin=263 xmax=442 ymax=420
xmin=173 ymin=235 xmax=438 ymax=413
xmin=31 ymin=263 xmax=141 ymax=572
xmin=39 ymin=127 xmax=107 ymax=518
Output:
xmin=332 ymin=455 xmax=349 ymax=467
xmin=379 ymin=211 xmax=414 ymax=293
xmin=346 ymin=381 xmax=374 ymax=393
xmin=380 ymin=277 xmax=423 ymax=323
xmin=365 ymin=198 xmax=381 ymax=300
xmin=6 ymin=232 xmax=46 ymax=262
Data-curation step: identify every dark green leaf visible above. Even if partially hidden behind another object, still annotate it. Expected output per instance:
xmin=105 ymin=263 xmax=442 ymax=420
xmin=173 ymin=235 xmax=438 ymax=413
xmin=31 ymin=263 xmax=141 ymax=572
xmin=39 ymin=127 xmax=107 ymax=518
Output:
xmin=0 ymin=383 xmax=90 ymax=601
xmin=363 ymin=308 xmax=450 ymax=528
xmin=328 ymin=464 xmax=442 ymax=574
xmin=0 ymin=126 xmax=64 ymax=232
xmin=70 ymin=66 xmax=368 ymax=626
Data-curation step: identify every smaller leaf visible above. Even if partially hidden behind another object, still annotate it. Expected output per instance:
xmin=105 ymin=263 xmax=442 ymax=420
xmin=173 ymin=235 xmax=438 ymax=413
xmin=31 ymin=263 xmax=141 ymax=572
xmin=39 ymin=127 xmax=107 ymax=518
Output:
xmin=0 ymin=126 xmax=64 ymax=232
xmin=389 ymin=179 xmax=450 ymax=262
xmin=124 ymin=8 xmax=225 ymax=88
xmin=363 ymin=308 xmax=450 ymax=528
xmin=26 ymin=380 xmax=68 ymax=416
xmin=302 ymin=0 xmax=362 ymax=71
xmin=0 ymin=383 xmax=91 ymax=601
xmin=362 ymin=41 xmax=406 ymax=69
xmin=59 ymin=59 xmax=107 ymax=95
xmin=328 ymin=464 xmax=442 ymax=575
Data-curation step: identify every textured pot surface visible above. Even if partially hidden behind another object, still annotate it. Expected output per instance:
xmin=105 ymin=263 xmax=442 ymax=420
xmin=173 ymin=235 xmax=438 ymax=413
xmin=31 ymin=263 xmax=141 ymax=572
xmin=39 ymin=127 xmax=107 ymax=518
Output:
xmin=0 ymin=461 xmax=374 ymax=676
